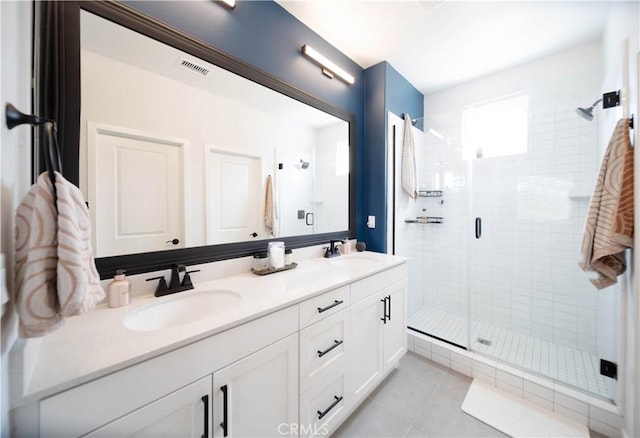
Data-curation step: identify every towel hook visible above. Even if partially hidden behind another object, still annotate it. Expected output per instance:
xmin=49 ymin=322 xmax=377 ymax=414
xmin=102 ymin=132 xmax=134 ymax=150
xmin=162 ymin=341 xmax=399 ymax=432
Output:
xmin=5 ymin=102 xmax=62 ymax=183
xmin=5 ymin=102 xmax=62 ymax=206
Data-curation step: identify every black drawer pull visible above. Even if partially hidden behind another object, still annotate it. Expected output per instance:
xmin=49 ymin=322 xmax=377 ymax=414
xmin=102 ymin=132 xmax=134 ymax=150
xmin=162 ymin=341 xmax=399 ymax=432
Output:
xmin=317 ymin=395 xmax=343 ymax=420
xmin=317 ymin=299 xmax=343 ymax=313
xmin=220 ymin=385 xmax=228 ymax=437
xmin=317 ymin=339 xmax=343 ymax=358
xmin=201 ymin=395 xmax=209 ymax=438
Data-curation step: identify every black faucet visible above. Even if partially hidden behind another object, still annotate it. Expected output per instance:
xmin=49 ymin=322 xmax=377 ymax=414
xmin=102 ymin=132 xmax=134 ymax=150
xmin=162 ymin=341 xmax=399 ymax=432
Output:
xmin=146 ymin=264 xmax=200 ymax=297
xmin=169 ymin=264 xmax=186 ymax=289
xmin=324 ymin=240 xmax=343 ymax=258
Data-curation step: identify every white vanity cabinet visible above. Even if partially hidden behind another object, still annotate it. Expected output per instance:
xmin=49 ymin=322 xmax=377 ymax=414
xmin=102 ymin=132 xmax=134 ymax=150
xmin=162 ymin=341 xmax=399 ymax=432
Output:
xmin=38 ymin=307 xmax=298 ymax=438
xmin=28 ymin=257 xmax=407 ymax=438
xmin=212 ymin=334 xmax=299 ymax=438
xmin=350 ymin=265 xmax=407 ymax=404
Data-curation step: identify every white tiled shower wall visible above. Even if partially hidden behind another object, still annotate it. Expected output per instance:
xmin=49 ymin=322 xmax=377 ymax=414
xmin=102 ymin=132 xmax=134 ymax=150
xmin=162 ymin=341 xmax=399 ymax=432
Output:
xmin=314 ymin=123 xmax=350 ymax=234
xmin=277 ymin=122 xmax=348 ymax=237
xmin=399 ymin=41 xmax=605 ymax=354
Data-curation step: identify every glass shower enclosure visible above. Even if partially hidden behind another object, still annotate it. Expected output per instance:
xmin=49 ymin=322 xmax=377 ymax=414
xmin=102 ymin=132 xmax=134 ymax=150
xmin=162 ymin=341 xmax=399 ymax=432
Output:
xmin=391 ymin=41 xmax=618 ymax=402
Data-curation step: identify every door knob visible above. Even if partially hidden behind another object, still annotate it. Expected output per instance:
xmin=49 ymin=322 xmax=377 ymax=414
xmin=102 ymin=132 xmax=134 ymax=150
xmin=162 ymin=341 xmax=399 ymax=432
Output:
xmin=250 ymin=232 xmax=258 ymax=238
xmin=166 ymin=238 xmax=180 ymax=245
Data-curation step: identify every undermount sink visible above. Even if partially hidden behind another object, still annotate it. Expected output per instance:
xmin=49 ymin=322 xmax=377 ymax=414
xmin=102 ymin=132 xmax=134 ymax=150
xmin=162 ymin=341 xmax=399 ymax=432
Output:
xmin=327 ymin=254 xmax=380 ymax=268
xmin=124 ymin=290 xmax=242 ymax=332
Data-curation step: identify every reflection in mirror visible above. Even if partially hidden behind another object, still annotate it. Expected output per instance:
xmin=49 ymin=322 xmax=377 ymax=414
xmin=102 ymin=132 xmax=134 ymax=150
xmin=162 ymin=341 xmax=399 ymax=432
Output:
xmin=80 ymin=11 xmax=349 ymax=258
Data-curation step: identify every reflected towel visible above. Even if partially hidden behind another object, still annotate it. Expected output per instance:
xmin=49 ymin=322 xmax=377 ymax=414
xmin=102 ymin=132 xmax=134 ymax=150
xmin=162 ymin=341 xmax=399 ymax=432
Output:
xmin=14 ymin=172 xmax=105 ymax=337
xmin=402 ymin=114 xmax=419 ymax=199
xmin=264 ymin=174 xmax=277 ymax=236
xmin=579 ymin=118 xmax=634 ymax=289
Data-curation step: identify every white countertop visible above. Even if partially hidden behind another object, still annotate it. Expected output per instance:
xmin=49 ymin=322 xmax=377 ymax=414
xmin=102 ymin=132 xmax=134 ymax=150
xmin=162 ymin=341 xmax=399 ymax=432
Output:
xmin=16 ymin=251 xmax=406 ymax=406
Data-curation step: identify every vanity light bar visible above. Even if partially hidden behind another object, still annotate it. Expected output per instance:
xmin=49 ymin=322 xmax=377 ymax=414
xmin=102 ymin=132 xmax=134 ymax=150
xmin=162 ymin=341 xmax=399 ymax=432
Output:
xmin=301 ymin=44 xmax=355 ymax=85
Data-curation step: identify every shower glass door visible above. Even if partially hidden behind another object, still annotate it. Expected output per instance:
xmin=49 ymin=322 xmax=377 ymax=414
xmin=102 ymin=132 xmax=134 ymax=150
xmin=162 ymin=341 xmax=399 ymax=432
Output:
xmin=466 ymin=91 xmax=615 ymax=400
xmin=400 ymin=40 xmax=618 ymax=401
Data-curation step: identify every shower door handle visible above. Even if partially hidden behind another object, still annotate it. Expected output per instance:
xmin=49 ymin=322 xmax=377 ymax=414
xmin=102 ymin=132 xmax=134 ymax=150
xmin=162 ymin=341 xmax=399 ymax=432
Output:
xmin=306 ymin=212 xmax=314 ymax=226
xmin=475 ymin=217 xmax=482 ymax=239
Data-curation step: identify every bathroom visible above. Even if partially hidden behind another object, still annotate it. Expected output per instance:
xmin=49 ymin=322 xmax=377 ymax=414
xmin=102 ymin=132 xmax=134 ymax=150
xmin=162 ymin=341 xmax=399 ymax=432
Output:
xmin=0 ymin=1 xmax=638 ymax=437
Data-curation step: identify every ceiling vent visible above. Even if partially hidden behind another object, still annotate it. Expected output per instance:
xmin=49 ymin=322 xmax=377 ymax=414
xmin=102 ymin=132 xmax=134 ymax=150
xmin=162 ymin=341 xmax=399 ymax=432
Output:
xmin=179 ymin=59 xmax=210 ymax=76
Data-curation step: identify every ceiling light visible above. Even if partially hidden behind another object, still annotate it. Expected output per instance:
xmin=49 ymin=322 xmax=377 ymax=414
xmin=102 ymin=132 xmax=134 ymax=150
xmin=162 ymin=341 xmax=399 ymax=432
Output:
xmin=217 ymin=0 xmax=236 ymax=9
xmin=301 ymin=44 xmax=355 ymax=85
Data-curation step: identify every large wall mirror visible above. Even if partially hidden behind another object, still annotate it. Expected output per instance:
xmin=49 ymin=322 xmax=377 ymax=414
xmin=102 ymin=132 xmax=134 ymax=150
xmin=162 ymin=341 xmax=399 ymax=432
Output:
xmin=38 ymin=2 xmax=356 ymax=278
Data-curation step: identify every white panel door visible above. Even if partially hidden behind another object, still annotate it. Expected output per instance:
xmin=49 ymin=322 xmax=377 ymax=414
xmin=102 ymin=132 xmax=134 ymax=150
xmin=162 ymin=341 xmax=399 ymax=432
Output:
xmin=88 ymin=123 xmax=186 ymax=257
xmin=212 ymin=334 xmax=298 ymax=438
xmin=206 ymin=148 xmax=261 ymax=244
xmin=86 ymin=376 xmax=212 ymax=438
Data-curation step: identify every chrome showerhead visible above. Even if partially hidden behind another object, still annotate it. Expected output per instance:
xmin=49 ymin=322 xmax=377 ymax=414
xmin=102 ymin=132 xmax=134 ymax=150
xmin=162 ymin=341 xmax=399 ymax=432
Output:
xmin=575 ymin=98 xmax=602 ymax=121
xmin=298 ymin=159 xmax=310 ymax=169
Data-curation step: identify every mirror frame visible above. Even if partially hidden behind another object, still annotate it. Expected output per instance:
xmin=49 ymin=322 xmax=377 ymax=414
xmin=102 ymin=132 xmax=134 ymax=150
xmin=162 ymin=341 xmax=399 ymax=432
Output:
xmin=39 ymin=1 xmax=356 ymax=279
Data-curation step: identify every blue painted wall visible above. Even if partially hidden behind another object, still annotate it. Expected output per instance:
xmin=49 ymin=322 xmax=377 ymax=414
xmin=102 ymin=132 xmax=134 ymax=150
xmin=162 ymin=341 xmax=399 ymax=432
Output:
xmin=361 ymin=61 xmax=423 ymax=253
xmin=125 ymin=1 xmax=423 ymax=252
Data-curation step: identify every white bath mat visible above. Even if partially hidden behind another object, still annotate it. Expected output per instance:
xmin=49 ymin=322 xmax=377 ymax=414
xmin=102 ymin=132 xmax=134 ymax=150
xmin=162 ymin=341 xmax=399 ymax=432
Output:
xmin=461 ymin=379 xmax=589 ymax=437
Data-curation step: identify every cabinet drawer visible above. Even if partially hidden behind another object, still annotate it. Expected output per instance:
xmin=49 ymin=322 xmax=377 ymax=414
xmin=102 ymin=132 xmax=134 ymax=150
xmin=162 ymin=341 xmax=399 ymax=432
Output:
xmin=299 ymin=309 xmax=350 ymax=393
xmin=299 ymin=285 xmax=349 ymax=329
xmin=299 ymin=368 xmax=350 ymax=438
xmin=350 ymin=265 xmax=407 ymax=303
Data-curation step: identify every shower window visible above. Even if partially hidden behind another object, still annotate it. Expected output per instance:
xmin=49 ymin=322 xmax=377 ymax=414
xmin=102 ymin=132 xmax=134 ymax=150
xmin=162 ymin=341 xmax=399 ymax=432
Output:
xmin=462 ymin=94 xmax=529 ymax=159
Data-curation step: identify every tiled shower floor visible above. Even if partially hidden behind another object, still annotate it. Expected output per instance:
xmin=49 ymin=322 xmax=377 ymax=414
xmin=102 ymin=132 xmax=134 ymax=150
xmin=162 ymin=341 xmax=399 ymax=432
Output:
xmin=409 ymin=306 xmax=613 ymax=399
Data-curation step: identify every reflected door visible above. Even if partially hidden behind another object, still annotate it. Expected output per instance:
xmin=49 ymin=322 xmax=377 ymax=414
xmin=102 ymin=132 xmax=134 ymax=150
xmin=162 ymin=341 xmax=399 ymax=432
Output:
xmin=88 ymin=123 xmax=185 ymax=257
xmin=206 ymin=149 xmax=261 ymax=244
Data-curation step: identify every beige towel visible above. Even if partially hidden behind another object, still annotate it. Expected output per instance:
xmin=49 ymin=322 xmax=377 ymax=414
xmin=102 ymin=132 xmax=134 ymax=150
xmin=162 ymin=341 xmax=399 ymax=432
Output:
xmin=402 ymin=114 xmax=419 ymax=199
xmin=14 ymin=172 xmax=105 ymax=337
xmin=579 ymin=118 xmax=634 ymax=289
xmin=264 ymin=174 xmax=277 ymax=236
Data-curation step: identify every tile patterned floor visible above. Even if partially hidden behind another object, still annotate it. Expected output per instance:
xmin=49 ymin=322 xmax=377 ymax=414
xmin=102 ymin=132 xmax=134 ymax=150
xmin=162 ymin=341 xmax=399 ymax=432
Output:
xmin=409 ymin=307 xmax=613 ymax=399
xmin=332 ymin=352 xmax=607 ymax=438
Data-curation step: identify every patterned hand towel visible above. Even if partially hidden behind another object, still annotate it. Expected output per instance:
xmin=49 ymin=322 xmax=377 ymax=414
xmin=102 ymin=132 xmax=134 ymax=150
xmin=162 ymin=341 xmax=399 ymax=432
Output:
xmin=579 ymin=118 xmax=634 ymax=289
xmin=15 ymin=172 xmax=105 ymax=337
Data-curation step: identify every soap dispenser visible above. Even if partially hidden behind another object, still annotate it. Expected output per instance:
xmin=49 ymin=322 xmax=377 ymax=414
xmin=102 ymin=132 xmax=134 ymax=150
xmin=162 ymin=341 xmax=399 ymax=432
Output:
xmin=108 ymin=269 xmax=131 ymax=308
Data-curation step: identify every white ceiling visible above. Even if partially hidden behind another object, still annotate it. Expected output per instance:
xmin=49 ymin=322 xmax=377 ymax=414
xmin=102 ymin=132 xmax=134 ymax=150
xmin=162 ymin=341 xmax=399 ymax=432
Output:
xmin=276 ymin=0 xmax=613 ymax=94
xmin=81 ymin=10 xmax=340 ymax=128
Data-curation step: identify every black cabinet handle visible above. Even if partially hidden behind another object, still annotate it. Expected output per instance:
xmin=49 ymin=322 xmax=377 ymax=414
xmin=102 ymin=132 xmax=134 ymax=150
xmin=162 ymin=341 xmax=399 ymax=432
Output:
xmin=220 ymin=385 xmax=228 ymax=437
xmin=380 ymin=297 xmax=388 ymax=324
xmin=165 ymin=238 xmax=180 ymax=245
xmin=475 ymin=217 xmax=482 ymax=239
xmin=387 ymin=295 xmax=392 ymax=322
xmin=317 ymin=300 xmax=343 ymax=313
xmin=317 ymin=339 xmax=343 ymax=358
xmin=317 ymin=395 xmax=343 ymax=420
xmin=201 ymin=395 xmax=209 ymax=438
